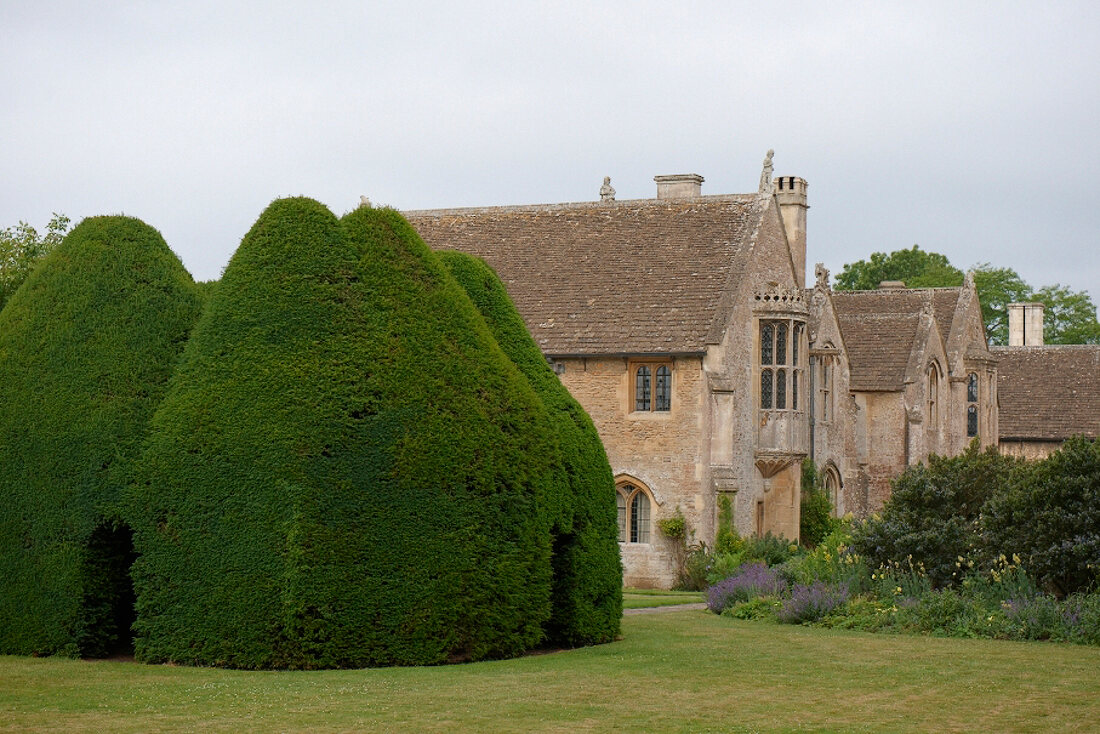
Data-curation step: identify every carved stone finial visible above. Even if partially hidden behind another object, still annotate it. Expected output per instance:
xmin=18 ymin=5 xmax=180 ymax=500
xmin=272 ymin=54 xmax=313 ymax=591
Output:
xmin=599 ymin=176 xmax=616 ymax=203
xmin=359 ymin=195 xmax=371 ymax=209
xmin=815 ymin=262 xmax=830 ymax=289
xmin=964 ymin=270 xmax=975 ymax=288
xmin=758 ymin=149 xmax=775 ymax=193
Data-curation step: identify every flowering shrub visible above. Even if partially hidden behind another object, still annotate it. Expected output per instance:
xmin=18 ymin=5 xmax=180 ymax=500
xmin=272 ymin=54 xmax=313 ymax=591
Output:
xmin=778 ymin=582 xmax=850 ymax=624
xmin=706 ymin=562 xmax=787 ymax=614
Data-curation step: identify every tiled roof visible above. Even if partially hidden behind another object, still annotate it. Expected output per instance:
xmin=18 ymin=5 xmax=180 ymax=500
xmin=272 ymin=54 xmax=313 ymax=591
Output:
xmin=831 ymin=288 xmax=959 ymax=391
xmin=993 ymin=345 xmax=1100 ymax=440
xmin=406 ymin=196 xmax=762 ymax=355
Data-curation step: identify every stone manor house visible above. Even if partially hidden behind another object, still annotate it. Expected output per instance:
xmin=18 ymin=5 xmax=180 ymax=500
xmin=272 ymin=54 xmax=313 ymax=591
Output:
xmin=405 ymin=156 xmax=1100 ymax=588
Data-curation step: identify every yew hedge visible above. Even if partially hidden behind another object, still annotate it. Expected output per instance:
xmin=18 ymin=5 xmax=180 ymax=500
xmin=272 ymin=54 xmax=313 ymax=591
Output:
xmin=0 ymin=216 xmax=202 ymax=657
xmin=130 ymin=201 xmax=559 ymax=668
xmin=439 ymin=250 xmax=622 ymax=645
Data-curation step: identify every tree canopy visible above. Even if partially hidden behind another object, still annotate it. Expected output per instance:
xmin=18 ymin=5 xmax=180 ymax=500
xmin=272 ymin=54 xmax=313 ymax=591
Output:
xmin=835 ymin=246 xmax=1100 ymax=345
xmin=0 ymin=213 xmax=71 ymax=311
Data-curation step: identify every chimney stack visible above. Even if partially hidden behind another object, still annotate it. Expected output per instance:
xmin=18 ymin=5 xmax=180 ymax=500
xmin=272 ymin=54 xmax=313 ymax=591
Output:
xmin=1008 ymin=302 xmax=1045 ymax=346
xmin=654 ymin=174 xmax=704 ymax=199
xmin=774 ymin=176 xmax=809 ymax=288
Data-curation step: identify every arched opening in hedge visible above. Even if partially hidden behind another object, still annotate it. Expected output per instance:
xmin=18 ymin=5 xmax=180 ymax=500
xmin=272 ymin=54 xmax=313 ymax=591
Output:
xmin=79 ymin=522 xmax=138 ymax=658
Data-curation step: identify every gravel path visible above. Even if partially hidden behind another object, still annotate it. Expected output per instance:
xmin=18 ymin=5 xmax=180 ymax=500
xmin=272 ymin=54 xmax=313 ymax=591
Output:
xmin=623 ymin=602 xmax=707 ymax=615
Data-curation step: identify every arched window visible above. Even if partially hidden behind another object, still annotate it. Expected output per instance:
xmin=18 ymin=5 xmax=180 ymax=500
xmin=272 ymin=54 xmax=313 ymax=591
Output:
xmin=616 ymin=482 xmax=653 ymax=544
xmin=823 ymin=465 xmax=842 ymax=515
xmin=927 ymin=365 xmax=939 ymax=425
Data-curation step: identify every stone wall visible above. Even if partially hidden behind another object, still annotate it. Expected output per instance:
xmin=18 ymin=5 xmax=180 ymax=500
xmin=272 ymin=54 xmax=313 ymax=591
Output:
xmin=557 ymin=355 xmax=708 ymax=589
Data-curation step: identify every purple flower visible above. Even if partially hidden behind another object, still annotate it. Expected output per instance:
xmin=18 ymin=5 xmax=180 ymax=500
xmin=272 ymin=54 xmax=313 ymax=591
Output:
xmin=778 ymin=581 xmax=850 ymax=623
xmin=706 ymin=562 xmax=787 ymax=614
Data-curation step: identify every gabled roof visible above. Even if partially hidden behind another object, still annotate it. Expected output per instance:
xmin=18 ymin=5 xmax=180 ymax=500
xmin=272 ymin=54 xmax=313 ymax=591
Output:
xmin=993 ymin=345 xmax=1100 ymax=440
xmin=831 ymin=288 xmax=959 ymax=391
xmin=407 ymin=195 xmax=765 ymax=355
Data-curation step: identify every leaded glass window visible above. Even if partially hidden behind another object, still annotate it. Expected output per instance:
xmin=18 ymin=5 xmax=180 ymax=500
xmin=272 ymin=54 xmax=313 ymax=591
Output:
xmin=761 ymin=323 xmax=774 ymax=365
xmin=655 ymin=365 xmax=671 ymax=411
xmin=618 ymin=482 xmax=654 ymax=544
xmin=635 ymin=366 xmax=651 ymax=412
xmin=760 ymin=319 xmax=805 ymax=412
xmin=616 ymin=491 xmax=627 ymax=542
xmin=966 ymin=372 xmax=979 ymax=437
xmin=631 ymin=492 xmax=651 ymax=543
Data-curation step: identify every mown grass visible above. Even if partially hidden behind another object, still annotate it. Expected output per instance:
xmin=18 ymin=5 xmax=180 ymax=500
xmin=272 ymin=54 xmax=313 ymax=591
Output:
xmin=622 ymin=588 xmax=705 ymax=609
xmin=3 ymin=611 xmax=1099 ymax=733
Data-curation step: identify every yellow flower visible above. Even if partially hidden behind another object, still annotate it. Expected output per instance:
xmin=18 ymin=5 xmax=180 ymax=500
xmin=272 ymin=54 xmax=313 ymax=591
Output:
xmin=894 ymin=586 xmax=902 ymax=595
xmin=1012 ymin=553 xmax=1022 ymax=565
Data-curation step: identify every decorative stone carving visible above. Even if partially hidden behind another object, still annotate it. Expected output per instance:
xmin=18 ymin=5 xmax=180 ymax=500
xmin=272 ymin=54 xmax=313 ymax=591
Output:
xmin=815 ymin=262 xmax=830 ymax=289
xmin=753 ymin=281 xmax=807 ymax=310
xmin=599 ymin=176 xmax=616 ymax=202
xmin=758 ymin=149 xmax=774 ymax=193
xmin=755 ymin=454 xmax=796 ymax=480
xmin=359 ymin=195 xmax=371 ymax=209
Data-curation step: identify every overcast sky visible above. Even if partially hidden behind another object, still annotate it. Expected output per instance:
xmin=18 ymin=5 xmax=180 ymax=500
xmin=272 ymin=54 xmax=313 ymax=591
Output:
xmin=3 ymin=1 xmax=1097 ymax=302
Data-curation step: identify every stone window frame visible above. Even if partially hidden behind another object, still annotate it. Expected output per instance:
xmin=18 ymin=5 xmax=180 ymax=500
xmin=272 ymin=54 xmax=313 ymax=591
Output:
xmin=926 ymin=361 xmax=941 ymax=426
xmin=812 ymin=347 xmax=839 ymax=425
xmin=759 ymin=318 xmax=806 ymax=412
xmin=629 ymin=359 xmax=673 ymax=414
xmin=822 ymin=462 xmax=843 ymax=516
xmin=616 ymin=481 xmax=653 ymax=544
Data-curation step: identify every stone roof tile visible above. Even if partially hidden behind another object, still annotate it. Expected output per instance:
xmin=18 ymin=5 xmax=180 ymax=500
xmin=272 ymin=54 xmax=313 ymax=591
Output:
xmin=406 ymin=196 xmax=762 ymax=355
xmin=992 ymin=345 xmax=1100 ymax=440
xmin=831 ymin=288 xmax=959 ymax=391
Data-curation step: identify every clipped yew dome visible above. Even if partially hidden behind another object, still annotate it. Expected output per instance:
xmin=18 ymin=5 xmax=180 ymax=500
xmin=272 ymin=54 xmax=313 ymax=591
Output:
xmin=0 ymin=216 xmax=202 ymax=657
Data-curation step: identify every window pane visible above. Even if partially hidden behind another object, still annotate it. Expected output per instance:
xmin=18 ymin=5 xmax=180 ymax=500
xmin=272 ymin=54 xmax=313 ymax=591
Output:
xmin=655 ymin=365 xmax=671 ymax=411
xmin=776 ymin=323 xmax=788 ymax=365
xmin=635 ymin=366 xmax=651 ymax=411
xmin=792 ymin=371 xmax=798 ymax=410
xmin=761 ymin=323 xmax=774 ymax=365
xmin=616 ymin=492 xmax=627 ymax=542
xmin=776 ymin=368 xmax=786 ymax=409
xmin=792 ymin=324 xmax=801 ymax=364
xmin=967 ymin=405 xmax=978 ymax=437
xmin=761 ymin=368 xmax=773 ymax=409
xmin=967 ymin=373 xmax=978 ymax=403
xmin=632 ymin=492 xmax=650 ymax=544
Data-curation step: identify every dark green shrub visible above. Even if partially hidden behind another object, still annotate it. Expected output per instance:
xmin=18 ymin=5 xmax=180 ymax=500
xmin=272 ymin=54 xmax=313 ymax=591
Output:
xmin=437 ymin=250 xmax=621 ymax=646
xmin=131 ymin=200 xmax=557 ymax=668
xmin=742 ymin=532 xmax=799 ymax=566
xmin=981 ymin=436 xmax=1100 ymax=596
xmin=852 ymin=443 xmax=1023 ymax=588
xmin=0 ymin=216 xmax=202 ymax=657
xmin=800 ymin=459 xmax=838 ymax=548
xmin=714 ymin=493 xmax=744 ymax=555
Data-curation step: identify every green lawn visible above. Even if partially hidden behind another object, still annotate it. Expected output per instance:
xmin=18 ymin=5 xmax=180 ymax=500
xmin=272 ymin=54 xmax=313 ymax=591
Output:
xmin=3 ymin=611 xmax=1099 ymax=733
xmin=622 ymin=588 xmax=705 ymax=609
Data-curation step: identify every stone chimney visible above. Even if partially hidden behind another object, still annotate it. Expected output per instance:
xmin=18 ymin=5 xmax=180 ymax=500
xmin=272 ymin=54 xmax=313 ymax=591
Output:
xmin=774 ymin=176 xmax=809 ymax=288
xmin=654 ymin=174 xmax=704 ymax=199
xmin=878 ymin=280 xmax=906 ymax=290
xmin=1008 ymin=302 xmax=1045 ymax=346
